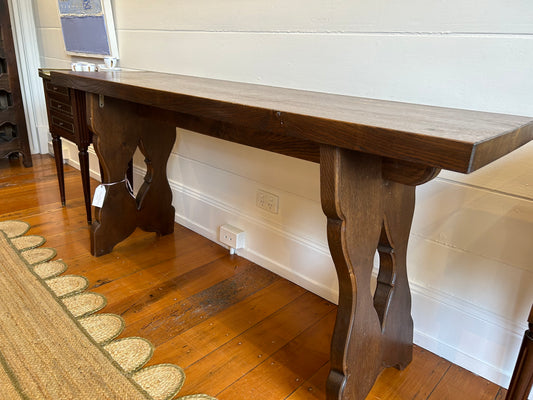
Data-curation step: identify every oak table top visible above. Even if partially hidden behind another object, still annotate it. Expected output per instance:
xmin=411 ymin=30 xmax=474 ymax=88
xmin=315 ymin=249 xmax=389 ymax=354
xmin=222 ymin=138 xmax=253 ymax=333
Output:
xmin=50 ymin=70 xmax=533 ymax=173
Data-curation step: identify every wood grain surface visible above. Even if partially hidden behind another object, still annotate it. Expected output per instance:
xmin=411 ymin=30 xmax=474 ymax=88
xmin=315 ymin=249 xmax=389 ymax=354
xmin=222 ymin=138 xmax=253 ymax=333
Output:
xmin=50 ymin=70 xmax=533 ymax=173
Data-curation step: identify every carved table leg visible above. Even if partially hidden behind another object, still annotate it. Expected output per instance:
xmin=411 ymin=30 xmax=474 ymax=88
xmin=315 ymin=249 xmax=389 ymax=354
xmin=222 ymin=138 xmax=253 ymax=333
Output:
xmin=320 ymin=146 xmax=438 ymax=400
xmin=87 ymin=94 xmax=176 ymax=256
xmin=135 ymin=131 xmax=176 ymax=235
xmin=321 ymin=146 xmax=387 ymax=400
xmin=375 ymin=180 xmax=415 ymax=369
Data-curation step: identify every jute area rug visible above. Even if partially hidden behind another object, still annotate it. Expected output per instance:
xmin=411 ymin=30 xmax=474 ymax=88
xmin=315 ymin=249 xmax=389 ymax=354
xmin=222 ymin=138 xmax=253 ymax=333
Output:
xmin=0 ymin=220 xmax=216 ymax=400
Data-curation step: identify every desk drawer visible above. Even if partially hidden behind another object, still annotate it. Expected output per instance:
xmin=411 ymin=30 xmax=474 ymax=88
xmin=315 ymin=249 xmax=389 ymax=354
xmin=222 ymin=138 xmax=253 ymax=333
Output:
xmin=45 ymin=81 xmax=68 ymax=96
xmin=50 ymin=113 xmax=75 ymax=140
xmin=45 ymin=81 xmax=70 ymax=102
xmin=49 ymin=98 xmax=72 ymax=116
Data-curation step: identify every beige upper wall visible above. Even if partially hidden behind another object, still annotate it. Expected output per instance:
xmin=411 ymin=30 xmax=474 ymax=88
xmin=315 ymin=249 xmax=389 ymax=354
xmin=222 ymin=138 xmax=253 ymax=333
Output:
xmin=34 ymin=1 xmax=533 ymax=118
xmin=36 ymin=0 xmax=533 ymax=33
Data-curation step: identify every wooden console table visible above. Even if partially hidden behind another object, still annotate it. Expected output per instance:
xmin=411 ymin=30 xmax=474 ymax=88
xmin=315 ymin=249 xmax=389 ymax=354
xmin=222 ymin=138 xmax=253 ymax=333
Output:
xmin=49 ymin=70 xmax=533 ymax=400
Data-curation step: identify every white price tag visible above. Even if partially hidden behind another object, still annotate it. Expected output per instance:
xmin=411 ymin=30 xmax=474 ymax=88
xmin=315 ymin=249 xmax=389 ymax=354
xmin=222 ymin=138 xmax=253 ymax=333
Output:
xmin=92 ymin=184 xmax=107 ymax=208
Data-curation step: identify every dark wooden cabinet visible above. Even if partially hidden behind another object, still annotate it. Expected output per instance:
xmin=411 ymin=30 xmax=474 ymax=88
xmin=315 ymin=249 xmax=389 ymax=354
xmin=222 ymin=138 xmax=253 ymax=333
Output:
xmin=0 ymin=0 xmax=32 ymax=166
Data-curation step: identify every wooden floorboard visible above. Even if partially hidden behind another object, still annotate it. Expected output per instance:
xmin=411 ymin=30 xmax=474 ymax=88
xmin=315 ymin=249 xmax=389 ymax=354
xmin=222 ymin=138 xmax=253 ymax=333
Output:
xmin=0 ymin=154 xmax=506 ymax=399
xmin=427 ymin=364 xmax=501 ymax=400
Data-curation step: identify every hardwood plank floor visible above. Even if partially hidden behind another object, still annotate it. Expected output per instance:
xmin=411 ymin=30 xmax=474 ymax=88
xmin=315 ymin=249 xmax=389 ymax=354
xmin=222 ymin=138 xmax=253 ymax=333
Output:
xmin=0 ymin=154 xmax=508 ymax=399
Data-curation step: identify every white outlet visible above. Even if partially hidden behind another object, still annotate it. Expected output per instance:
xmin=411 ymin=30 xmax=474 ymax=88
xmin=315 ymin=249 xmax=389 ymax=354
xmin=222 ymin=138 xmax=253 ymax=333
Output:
xmin=256 ymin=189 xmax=279 ymax=214
xmin=219 ymin=224 xmax=245 ymax=250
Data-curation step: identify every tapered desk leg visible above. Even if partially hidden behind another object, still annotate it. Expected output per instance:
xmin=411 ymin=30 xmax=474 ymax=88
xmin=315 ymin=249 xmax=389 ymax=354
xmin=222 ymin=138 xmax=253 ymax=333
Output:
xmin=51 ymin=134 xmax=66 ymax=206
xmin=52 ymin=133 xmax=93 ymax=224
xmin=320 ymin=146 xmax=438 ymax=400
xmin=77 ymin=146 xmax=92 ymax=224
xmin=87 ymin=94 xmax=176 ymax=256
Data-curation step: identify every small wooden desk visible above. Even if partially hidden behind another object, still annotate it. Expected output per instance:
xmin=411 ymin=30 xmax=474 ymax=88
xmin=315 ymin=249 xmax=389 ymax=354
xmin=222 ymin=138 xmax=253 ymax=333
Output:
xmin=39 ymin=69 xmax=93 ymax=224
xmin=50 ymin=70 xmax=533 ymax=400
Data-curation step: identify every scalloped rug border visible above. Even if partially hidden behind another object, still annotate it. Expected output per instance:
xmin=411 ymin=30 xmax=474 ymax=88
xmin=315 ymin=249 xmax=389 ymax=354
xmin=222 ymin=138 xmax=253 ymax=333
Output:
xmin=0 ymin=220 xmax=216 ymax=400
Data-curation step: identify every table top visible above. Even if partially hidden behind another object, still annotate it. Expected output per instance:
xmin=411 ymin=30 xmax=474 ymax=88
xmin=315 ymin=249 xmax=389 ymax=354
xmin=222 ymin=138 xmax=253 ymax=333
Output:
xmin=50 ymin=70 xmax=533 ymax=173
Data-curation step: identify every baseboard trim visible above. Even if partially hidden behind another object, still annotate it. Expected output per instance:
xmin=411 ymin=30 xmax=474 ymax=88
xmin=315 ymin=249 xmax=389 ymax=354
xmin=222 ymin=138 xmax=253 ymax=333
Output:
xmin=413 ymin=328 xmax=513 ymax=388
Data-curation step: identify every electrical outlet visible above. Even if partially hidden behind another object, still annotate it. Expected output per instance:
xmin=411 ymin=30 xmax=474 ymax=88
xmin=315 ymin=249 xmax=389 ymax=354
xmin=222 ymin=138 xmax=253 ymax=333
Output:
xmin=256 ymin=189 xmax=279 ymax=214
xmin=219 ymin=224 xmax=245 ymax=250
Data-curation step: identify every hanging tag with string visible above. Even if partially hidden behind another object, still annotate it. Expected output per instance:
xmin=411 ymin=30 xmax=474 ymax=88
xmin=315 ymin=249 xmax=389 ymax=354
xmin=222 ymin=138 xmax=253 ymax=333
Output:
xmin=92 ymin=184 xmax=107 ymax=208
xmin=92 ymin=177 xmax=133 ymax=208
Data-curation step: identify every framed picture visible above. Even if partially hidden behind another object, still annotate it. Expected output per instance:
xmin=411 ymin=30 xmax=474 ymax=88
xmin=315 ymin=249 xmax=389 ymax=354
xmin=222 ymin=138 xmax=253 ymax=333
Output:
xmin=58 ymin=0 xmax=119 ymax=58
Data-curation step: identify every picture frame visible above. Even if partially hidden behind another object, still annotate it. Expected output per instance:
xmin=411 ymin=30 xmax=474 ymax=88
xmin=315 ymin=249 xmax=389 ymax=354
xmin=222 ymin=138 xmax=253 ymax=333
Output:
xmin=58 ymin=0 xmax=119 ymax=59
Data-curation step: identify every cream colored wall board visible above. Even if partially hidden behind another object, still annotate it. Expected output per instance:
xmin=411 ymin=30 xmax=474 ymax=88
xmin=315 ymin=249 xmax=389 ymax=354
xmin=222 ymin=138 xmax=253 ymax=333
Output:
xmin=41 ymin=56 xmax=72 ymax=69
xmin=32 ymin=0 xmax=60 ymax=28
xmin=38 ymin=27 xmax=68 ymax=60
xmin=165 ymin=148 xmax=328 ymax=246
xmin=113 ymin=0 xmax=533 ymax=34
xmin=408 ymin=235 xmax=533 ymax=322
xmin=439 ymin=142 xmax=533 ymax=199
xmin=413 ymin=180 xmax=533 ymax=271
xmin=116 ymin=30 xmax=533 ymax=116
xmin=174 ymin=130 xmax=321 ymax=202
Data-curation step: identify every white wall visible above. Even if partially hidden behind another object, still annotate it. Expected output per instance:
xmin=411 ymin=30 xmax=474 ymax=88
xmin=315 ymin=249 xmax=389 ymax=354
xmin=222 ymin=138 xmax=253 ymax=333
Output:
xmin=32 ymin=0 xmax=533 ymax=390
